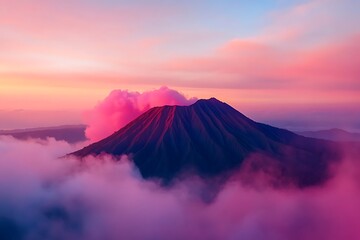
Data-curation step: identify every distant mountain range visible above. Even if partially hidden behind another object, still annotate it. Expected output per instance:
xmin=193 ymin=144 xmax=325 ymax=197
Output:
xmin=0 ymin=125 xmax=87 ymax=143
xmin=297 ymin=128 xmax=360 ymax=142
xmin=72 ymin=98 xmax=342 ymax=187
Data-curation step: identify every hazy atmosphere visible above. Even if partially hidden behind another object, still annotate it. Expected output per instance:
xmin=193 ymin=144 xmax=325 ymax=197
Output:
xmin=0 ymin=1 xmax=359 ymax=240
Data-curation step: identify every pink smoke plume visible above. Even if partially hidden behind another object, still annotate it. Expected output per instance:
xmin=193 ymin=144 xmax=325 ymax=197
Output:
xmin=84 ymin=86 xmax=197 ymax=141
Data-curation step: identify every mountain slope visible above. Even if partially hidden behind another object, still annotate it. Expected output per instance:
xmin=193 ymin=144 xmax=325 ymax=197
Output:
xmin=72 ymin=98 xmax=340 ymax=187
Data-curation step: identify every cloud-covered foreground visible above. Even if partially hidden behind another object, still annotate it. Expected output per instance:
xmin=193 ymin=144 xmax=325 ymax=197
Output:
xmin=0 ymin=136 xmax=359 ymax=240
xmin=84 ymin=86 xmax=196 ymax=141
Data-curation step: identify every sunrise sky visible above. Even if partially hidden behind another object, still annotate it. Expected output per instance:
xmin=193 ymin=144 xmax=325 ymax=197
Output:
xmin=0 ymin=0 xmax=359 ymax=130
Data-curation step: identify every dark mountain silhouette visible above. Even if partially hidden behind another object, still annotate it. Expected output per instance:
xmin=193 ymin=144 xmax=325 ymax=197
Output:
xmin=0 ymin=125 xmax=87 ymax=143
xmin=297 ymin=128 xmax=360 ymax=142
xmin=72 ymin=98 xmax=341 ymax=187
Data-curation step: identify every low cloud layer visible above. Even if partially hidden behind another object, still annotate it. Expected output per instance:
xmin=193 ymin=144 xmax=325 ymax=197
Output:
xmin=0 ymin=136 xmax=359 ymax=240
xmin=84 ymin=86 xmax=196 ymax=141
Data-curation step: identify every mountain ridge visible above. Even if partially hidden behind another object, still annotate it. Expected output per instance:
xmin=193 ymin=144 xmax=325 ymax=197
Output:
xmin=297 ymin=128 xmax=360 ymax=142
xmin=0 ymin=125 xmax=87 ymax=143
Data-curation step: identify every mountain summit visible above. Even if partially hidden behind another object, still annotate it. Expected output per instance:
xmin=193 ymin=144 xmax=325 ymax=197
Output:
xmin=72 ymin=98 xmax=340 ymax=187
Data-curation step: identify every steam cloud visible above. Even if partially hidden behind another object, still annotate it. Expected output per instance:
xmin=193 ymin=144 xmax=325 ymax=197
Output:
xmin=0 ymin=136 xmax=359 ymax=240
xmin=84 ymin=86 xmax=196 ymax=141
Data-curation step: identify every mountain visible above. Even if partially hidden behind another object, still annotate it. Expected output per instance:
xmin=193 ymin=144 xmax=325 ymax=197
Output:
xmin=297 ymin=128 xmax=360 ymax=142
xmin=72 ymin=98 xmax=341 ymax=187
xmin=0 ymin=125 xmax=87 ymax=143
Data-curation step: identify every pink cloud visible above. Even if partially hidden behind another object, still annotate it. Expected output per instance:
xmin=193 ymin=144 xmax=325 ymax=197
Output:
xmin=291 ymin=34 xmax=360 ymax=84
xmin=164 ymin=39 xmax=285 ymax=81
xmin=0 ymin=136 xmax=360 ymax=239
xmin=164 ymin=34 xmax=360 ymax=90
xmin=0 ymin=1 xmax=181 ymax=75
xmin=84 ymin=86 xmax=197 ymax=141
